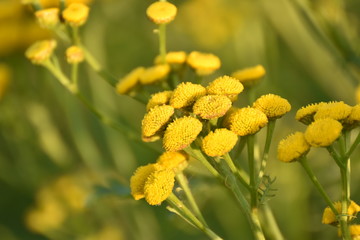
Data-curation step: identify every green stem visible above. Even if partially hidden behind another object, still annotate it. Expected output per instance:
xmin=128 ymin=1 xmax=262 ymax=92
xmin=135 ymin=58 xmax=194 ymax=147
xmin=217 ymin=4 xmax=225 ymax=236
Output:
xmin=345 ymin=130 xmax=360 ymax=159
xmin=247 ymin=135 xmax=257 ymax=208
xmin=258 ymin=120 xmax=276 ymax=183
xmin=43 ymin=61 xmax=77 ymax=93
xmin=327 ymin=145 xmax=345 ymax=168
xmin=158 ymin=24 xmax=167 ymax=63
xmin=232 ymin=137 xmax=246 ymax=164
xmin=71 ymin=26 xmax=80 ymax=46
xmin=71 ymin=63 xmax=79 ymax=87
xmin=223 ymin=153 xmax=250 ymax=191
xmin=259 ymin=203 xmax=284 ymax=240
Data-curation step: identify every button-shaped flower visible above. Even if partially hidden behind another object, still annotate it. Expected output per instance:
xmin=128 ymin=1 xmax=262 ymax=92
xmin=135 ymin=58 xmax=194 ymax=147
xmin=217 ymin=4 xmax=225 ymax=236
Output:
xmin=228 ymin=107 xmax=268 ymax=136
xmin=193 ymin=95 xmax=232 ymax=119
xmin=35 ymin=8 xmax=60 ymax=28
xmin=62 ymin=3 xmax=89 ymax=27
xmin=170 ymin=82 xmax=206 ymax=109
xmin=206 ymin=75 xmax=244 ymax=101
xmin=231 ymin=65 xmax=265 ymax=87
xmin=116 ymin=67 xmax=145 ymax=95
xmin=277 ymin=132 xmax=310 ymax=163
xmin=322 ymin=201 xmax=360 ymax=225
xmin=314 ymin=101 xmax=352 ymax=122
xmin=187 ymin=51 xmax=221 ymax=76
xmin=142 ymin=105 xmax=174 ymax=139
xmin=156 ymin=151 xmax=188 ymax=172
xmin=144 ymin=169 xmax=175 ymax=205
xmin=25 ymin=40 xmax=57 ymax=64
xmin=66 ymin=46 xmax=84 ymax=64
xmin=130 ymin=164 xmax=158 ymax=200
xmin=304 ymin=118 xmax=343 ymax=147
xmin=202 ymin=128 xmax=238 ymax=157
xmin=253 ymin=94 xmax=291 ymax=119
xmin=146 ymin=90 xmax=173 ymax=111
xmin=146 ymin=1 xmax=177 ymax=24
xmin=139 ymin=64 xmax=170 ymax=85
xmin=295 ymin=102 xmax=326 ymax=125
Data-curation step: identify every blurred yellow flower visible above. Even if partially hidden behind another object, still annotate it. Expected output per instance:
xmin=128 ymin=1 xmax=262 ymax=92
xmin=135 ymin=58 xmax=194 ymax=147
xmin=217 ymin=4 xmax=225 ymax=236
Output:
xmin=146 ymin=90 xmax=173 ymax=111
xmin=141 ymin=105 xmax=174 ymax=138
xmin=343 ymin=104 xmax=360 ymax=129
xmin=144 ymin=169 xmax=175 ymax=205
xmin=116 ymin=67 xmax=144 ymax=95
xmin=84 ymin=225 xmax=124 ymax=240
xmin=202 ymin=128 xmax=238 ymax=157
xmin=322 ymin=201 xmax=360 ymax=225
xmin=156 ymin=151 xmax=188 ymax=172
xmin=0 ymin=64 xmax=11 ymax=99
xmin=35 ymin=8 xmax=60 ymax=29
xmin=62 ymin=3 xmax=89 ymax=27
xmin=170 ymin=82 xmax=206 ymax=109
xmin=154 ymin=51 xmax=187 ymax=68
xmin=295 ymin=102 xmax=325 ymax=125
xmin=193 ymin=95 xmax=232 ymax=119
xmin=130 ymin=163 xmax=158 ymax=200
xmin=277 ymin=132 xmax=310 ymax=163
xmin=253 ymin=94 xmax=291 ymax=119
xmin=349 ymin=225 xmax=360 ymax=239
xmin=139 ymin=64 xmax=170 ymax=85
xmin=206 ymin=75 xmax=244 ymax=101
xmin=187 ymin=51 xmax=221 ymax=76
xmin=304 ymin=118 xmax=343 ymax=147
xmin=231 ymin=65 xmax=265 ymax=87
xmin=66 ymin=45 xmax=84 ymax=64
xmin=25 ymin=39 xmax=57 ymax=64
xmin=228 ymin=107 xmax=268 ymax=136
xmin=314 ymin=101 xmax=352 ymax=122
xmin=146 ymin=1 xmax=177 ymax=25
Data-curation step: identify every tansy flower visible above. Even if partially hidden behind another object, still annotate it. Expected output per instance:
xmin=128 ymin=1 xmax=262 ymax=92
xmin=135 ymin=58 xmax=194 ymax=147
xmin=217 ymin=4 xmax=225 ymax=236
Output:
xmin=141 ymin=105 xmax=174 ymax=139
xmin=130 ymin=164 xmax=158 ymax=200
xmin=66 ymin=45 xmax=84 ymax=64
xmin=62 ymin=3 xmax=89 ymax=27
xmin=170 ymin=82 xmax=206 ymax=109
xmin=202 ymin=128 xmax=238 ymax=157
xmin=221 ymin=107 xmax=239 ymax=129
xmin=304 ymin=118 xmax=343 ymax=147
xmin=277 ymin=132 xmax=310 ymax=163
xmin=156 ymin=151 xmax=188 ymax=172
xmin=163 ymin=116 xmax=203 ymax=151
xmin=144 ymin=169 xmax=175 ymax=205
xmin=25 ymin=39 xmax=57 ymax=64
xmin=253 ymin=94 xmax=291 ymax=119
xmin=343 ymin=104 xmax=360 ymax=129
xmin=116 ymin=67 xmax=145 ymax=95
xmin=295 ymin=102 xmax=326 ymax=125
xmin=322 ymin=201 xmax=360 ymax=225
xmin=187 ymin=51 xmax=221 ymax=76
xmin=146 ymin=1 xmax=177 ymax=24
xmin=349 ymin=225 xmax=360 ymax=239
xmin=35 ymin=8 xmax=60 ymax=29
xmin=139 ymin=64 xmax=170 ymax=85
xmin=146 ymin=90 xmax=173 ymax=111
xmin=154 ymin=51 xmax=187 ymax=66
xmin=0 ymin=64 xmax=11 ymax=100
xmin=231 ymin=65 xmax=266 ymax=87
xmin=206 ymin=75 xmax=244 ymax=101
xmin=228 ymin=107 xmax=268 ymax=136
xmin=314 ymin=101 xmax=352 ymax=122
xmin=193 ymin=95 xmax=232 ymax=119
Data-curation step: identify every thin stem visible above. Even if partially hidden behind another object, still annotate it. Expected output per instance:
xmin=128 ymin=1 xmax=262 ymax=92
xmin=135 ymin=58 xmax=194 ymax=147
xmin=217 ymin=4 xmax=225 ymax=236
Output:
xmin=223 ymin=153 xmax=250 ymax=191
xmin=259 ymin=203 xmax=284 ymax=240
xmin=345 ymin=130 xmax=360 ymax=159
xmin=43 ymin=61 xmax=77 ymax=93
xmin=71 ymin=26 xmax=80 ymax=46
xmin=158 ymin=24 xmax=167 ymax=63
xmin=326 ymin=145 xmax=345 ymax=168
xmin=71 ymin=63 xmax=79 ymax=87
xmin=232 ymin=136 xmax=246 ymax=165
xmin=258 ymin=120 xmax=276 ymax=183
xmin=247 ymin=135 xmax=257 ymax=208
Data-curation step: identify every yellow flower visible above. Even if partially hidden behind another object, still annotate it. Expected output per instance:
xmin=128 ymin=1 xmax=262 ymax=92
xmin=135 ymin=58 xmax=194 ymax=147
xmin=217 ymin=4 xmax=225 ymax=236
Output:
xmin=139 ymin=64 xmax=170 ymax=85
xmin=154 ymin=51 xmax=187 ymax=66
xmin=228 ymin=107 xmax=268 ymax=136
xmin=66 ymin=45 xmax=84 ymax=64
xmin=322 ymin=201 xmax=360 ymax=225
xmin=130 ymin=164 xmax=158 ymax=200
xmin=144 ymin=169 xmax=175 ymax=205
xmin=146 ymin=1 xmax=177 ymax=24
xmin=156 ymin=151 xmax=188 ymax=172
xmin=193 ymin=95 xmax=232 ymax=119
xmin=25 ymin=39 xmax=57 ymax=64
xmin=62 ymin=3 xmax=89 ymax=27
xmin=0 ymin=64 xmax=11 ymax=99
xmin=187 ymin=51 xmax=221 ymax=76
xmin=304 ymin=118 xmax=343 ymax=147
xmin=163 ymin=116 xmax=203 ymax=151
xmin=170 ymin=82 xmax=206 ymax=109
xmin=277 ymin=132 xmax=310 ymax=163
xmin=35 ymin=8 xmax=60 ymax=28
xmin=231 ymin=65 xmax=265 ymax=87
xmin=350 ymin=225 xmax=360 ymax=239
xmin=295 ymin=102 xmax=326 ymax=125
xmin=314 ymin=101 xmax=352 ymax=122
xmin=221 ymin=107 xmax=238 ymax=129
xmin=116 ymin=67 xmax=145 ymax=95
xmin=202 ymin=128 xmax=238 ymax=157
xmin=146 ymin=90 xmax=173 ymax=111
xmin=142 ymin=105 xmax=174 ymax=138
xmin=343 ymin=104 xmax=360 ymax=129
xmin=253 ymin=94 xmax=291 ymax=119
xmin=206 ymin=75 xmax=244 ymax=101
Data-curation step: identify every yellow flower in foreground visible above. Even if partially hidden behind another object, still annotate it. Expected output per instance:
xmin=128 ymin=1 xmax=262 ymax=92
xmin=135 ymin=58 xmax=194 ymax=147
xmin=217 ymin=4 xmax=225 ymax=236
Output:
xmin=295 ymin=102 xmax=325 ymax=125
xmin=228 ymin=107 xmax=268 ymax=136
xmin=193 ymin=95 xmax=232 ymax=119
xmin=0 ymin=64 xmax=11 ymax=99
xmin=187 ymin=51 xmax=221 ymax=76
xmin=116 ymin=67 xmax=145 ymax=95
xmin=35 ymin=8 xmax=60 ymax=28
xmin=314 ymin=101 xmax=352 ymax=122
xmin=142 ymin=105 xmax=174 ymax=138
xmin=163 ymin=116 xmax=203 ymax=151
xmin=322 ymin=201 xmax=360 ymax=225
xmin=146 ymin=90 xmax=173 ymax=111
xmin=206 ymin=75 xmax=244 ymax=101
xmin=62 ymin=3 xmax=89 ymax=26
xmin=344 ymin=104 xmax=360 ymax=129
xmin=139 ymin=64 xmax=170 ymax=85
xmin=144 ymin=169 xmax=175 ymax=205
xmin=146 ymin=1 xmax=177 ymax=24
xmin=304 ymin=118 xmax=342 ymax=147
xmin=156 ymin=151 xmax=188 ymax=172
xmin=170 ymin=82 xmax=206 ymax=109
xmin=253 ymin=94 xmax=291 ymax=119
xmin=130 ymin=164 xmax=158 ymax=200
xmin=25 ymin=39 xmax=57 ymax=64
xmin=66 ymin=45 xmax=84 ymax=64
xmin=202 ymin=128 xmax=238 ymax=157
xmin=277 ymin=132 xmax=310 ymax=163
xmin=231 ymin=65 xmax=265 ymax=87
xmin=154 ymin=51 xmax=187 ymax=66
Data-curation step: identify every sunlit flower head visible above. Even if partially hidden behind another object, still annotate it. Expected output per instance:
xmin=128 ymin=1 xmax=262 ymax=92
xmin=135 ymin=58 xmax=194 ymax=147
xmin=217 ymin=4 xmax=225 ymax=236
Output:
xmin=142 ymin=105 xmax=174 ymax=139
xmin=295 ymin=102 xmax=326 ymax=125
xmin=139 ymin=64 xmax=170 ymax=85
xmin=163 ymin=116 xmax=203 ymax=151
xmin=193 ymin=95 xmax=232 ymax=119
xmin=62 ymin=3 xmax=89 ymax=27
xmin=253 ymin=94 xmax=291 ymax=119
xmin=144 ymin=169 xmax=175 ymax=205
xmin=35 ymin=8 xmax=60 ymax=28
xmin=322 ymin=201 xmax=360 ymax=225
xmin=156 ymin=151 xmax=188 ymax=172
xmin=314 ymin=101 xmax=352 ymax=122
xmin=187 ymin=51 xmax=221 ymax=76
xmin=130 ymin=163 xmax=158 ymax=200
xmin=202 ymin=128 xmax=238 ymax=157
xmin=146 ymin=1 xmax=177 ymax=24
xmin=231 ymin=65 xmax=265 ymax=87
xmin=343 ymin=104 xmax=360 ymax=129
xmin=170 ymin=82 xmax=206 ymax=109
xmin=228 ymin=107 xmax=268 ymax=136
xmin=66 ymin=45 xmax=84 ymax=64
xmin=349 ymin=225 xmax=360 ymax=239
xmin=277 ymin=132 xmax=310 ymax=163
xmin=154 ymin=51 xmax=187 ymax=66
xmin=116 ymin=67 xmax=145 ymax=95
xmin=206 ymin=75 xmax=244 ymax=101
xmin=146 ymin=90 xmax=173 ymax=111
xmin=304 ymin=118 xmax=343 ymax=147
xmin=25 ymin=39 xmax=57 ymax=64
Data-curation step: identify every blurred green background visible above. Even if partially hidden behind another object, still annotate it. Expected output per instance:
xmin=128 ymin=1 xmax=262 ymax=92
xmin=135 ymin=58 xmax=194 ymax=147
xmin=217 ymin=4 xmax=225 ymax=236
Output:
xmin=1 ymin=0 xmax=360 ymax=239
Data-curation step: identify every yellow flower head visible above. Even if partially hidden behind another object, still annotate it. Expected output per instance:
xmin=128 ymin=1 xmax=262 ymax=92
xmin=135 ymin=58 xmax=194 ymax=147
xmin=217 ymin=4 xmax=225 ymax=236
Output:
xmin=146 ymin=90 xmax=173 ymax=111
xmin=130 ymin=164 xmax=157 ymax=200
xmin=142 ymin=105 xmax=174 ymax=138
xmin=35 ymin=8 xmax=60 ymax=28
xmin=170 ymin=82 xmax=206 ymax=109
xmin=163 ymin=116 xmax=203 ymax=151
xmin=314 ymin=101 xmax=352 ymax=122
xmin=206 ymin=75 xmax=244 ymax=101
xmin=253 ymin=94 xmax=291 ymax=119
xmin=304 ymin=118 xmax=343 ymax=147
xmin=154 ymin=51 xmax=187 ymax=66
xmin=144 ymin=169 xmax=175 ymax=205
xmin=202 ymin=128 xmax=238 ymax=157
xmin=156 ymin=151 xmax=188 ymax=172
xmin=322 ymin=201 xmax=360 ymax=225
xmin=350 ymin=225 xmax=360 ymax=239
xmin=295 ymin=102 xmax=326 ymax=125
xmin=343 ymin=104 xmax=360 ymax=129
xmin=146 ymin=1 xmax=177 ymax=24
xmin=231 ymin=65 xmax=266 ymax=87
xmin=187 ymin=51 xmax=221 ymax=76
xmin=277 ymin=132 xmax=310 ymax=163
xmin=221 ymin=107 xmax=239 ymax=129
xmin=139 ymin=64 xmax=170 ymax=85
xmin=0 ymin=64 xmax=11 ymax=100
xmin=66 ymin=45 xmax=84 ymax=64
xmin=228 ymin=107 xmax=268 ymax=136
xmin=193 ymin=95 xmax=232 ymax=119
xmin=116 ymin=67 xmax=145 ymax=95
xmin=25 ymin=39 xmax=57 ymax=64
xmin=62 ymin=3 xmax=89 ymax=27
